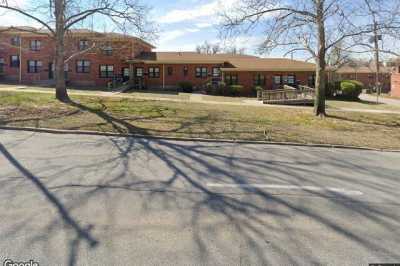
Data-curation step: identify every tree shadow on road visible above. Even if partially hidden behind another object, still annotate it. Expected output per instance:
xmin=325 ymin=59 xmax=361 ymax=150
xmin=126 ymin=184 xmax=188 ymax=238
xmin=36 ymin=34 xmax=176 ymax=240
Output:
xmin=0 ymin=142 xmax=98 ymax=266
xmin=1 ymin=99 xmax=400 ymax=265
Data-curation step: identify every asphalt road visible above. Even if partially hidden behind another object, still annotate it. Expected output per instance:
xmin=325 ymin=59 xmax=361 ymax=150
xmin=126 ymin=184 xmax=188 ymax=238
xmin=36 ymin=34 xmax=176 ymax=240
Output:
xmin=0 ymin=130 xmax=399 ymax=266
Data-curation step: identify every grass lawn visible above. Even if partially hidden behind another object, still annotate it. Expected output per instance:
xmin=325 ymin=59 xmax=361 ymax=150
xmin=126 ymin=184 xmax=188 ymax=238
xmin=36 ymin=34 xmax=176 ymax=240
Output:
xmin=0 ymin=91 xmax=399 ymax=149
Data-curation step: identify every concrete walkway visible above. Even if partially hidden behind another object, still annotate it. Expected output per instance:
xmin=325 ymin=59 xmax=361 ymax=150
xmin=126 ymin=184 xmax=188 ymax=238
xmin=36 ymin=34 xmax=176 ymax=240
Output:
xmin=360 ymin=93 xmax=400 ymax=106
xmin=1 ymin=84 xmax=400 ymax=114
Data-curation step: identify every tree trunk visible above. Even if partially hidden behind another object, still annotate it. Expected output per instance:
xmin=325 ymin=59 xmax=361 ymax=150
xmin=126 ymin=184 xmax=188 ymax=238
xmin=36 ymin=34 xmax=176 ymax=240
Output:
xmin=54 ymin=0 xmax=69 ymax=102
xmin=314 ymin=0 xmax=327 ymax=117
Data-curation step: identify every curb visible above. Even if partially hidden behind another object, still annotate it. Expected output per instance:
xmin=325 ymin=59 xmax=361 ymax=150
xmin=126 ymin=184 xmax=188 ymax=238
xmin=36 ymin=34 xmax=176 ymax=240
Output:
xmin=1 ymin=126 xmax=399 ymax=152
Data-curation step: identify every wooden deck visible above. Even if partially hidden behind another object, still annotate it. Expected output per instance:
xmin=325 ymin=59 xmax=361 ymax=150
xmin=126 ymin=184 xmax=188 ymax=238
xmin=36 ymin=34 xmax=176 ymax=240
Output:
xmin=262 ymin=85 xmax=315 ymax=105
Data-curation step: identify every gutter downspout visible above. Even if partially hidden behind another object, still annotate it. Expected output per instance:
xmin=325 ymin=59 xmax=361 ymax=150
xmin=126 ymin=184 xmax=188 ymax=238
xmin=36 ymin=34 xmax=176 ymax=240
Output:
xmin=162 ymin=64 xmax=165 ymax=89
xmin=19 ymin=35 xmax=22 ymax=84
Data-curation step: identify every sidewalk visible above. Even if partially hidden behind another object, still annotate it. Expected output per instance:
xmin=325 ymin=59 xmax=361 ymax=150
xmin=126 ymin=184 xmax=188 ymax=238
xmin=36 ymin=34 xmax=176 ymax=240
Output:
xmin=360 ymin=93 xmax=400 ymax=106
xmin=1 ymin=84 xmax=400 ymax=114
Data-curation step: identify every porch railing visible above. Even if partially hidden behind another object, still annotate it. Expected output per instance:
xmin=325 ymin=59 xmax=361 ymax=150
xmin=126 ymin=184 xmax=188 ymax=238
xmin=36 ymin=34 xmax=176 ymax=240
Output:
xmin=261 ymin=85 xmax=315 ymax=104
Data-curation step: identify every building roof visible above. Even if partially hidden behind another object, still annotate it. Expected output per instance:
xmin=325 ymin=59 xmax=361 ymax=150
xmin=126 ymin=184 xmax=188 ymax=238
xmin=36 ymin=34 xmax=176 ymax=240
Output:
xmin=222 ymin=58 xmax=315 ymax=72
xmin=130 ymin=52 xmax=257 ymax=64
xmin=335 ymin=65 xmax=392 ymax=74
xmin=129 ymin=52 xmax=315 ymax=71
xmin=0 ymin=26 xmax=155 ymax=48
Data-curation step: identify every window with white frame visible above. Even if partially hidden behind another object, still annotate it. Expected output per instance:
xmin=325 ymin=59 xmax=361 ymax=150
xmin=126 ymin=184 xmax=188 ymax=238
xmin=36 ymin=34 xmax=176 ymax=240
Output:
xmin=102 ymin=45 xmax=113 ymax=56
xmin=148 ymin=67 xmax=160 ymax=78
xmin=99 ymin=65 xmax=114 ymax=78
xmin=76 ymin=60 xmax=90 ymax=73
xmin=212 ymin=67 xmax=221 ymax=77
xmin=10 ymin=55 xmax=20 ymax=67
xmin=30 ymin=40 xmax=41 ymax=51
xmin=287 ymin=75 xmax=295 ymax=85
xmin=27 ymin=60 xmax=42 ymax=73
xmin=195 ymin=67 xmax=207 ymax=78
xmin=79 ymin=40 xmax=89 ymax=50
xmin=273 ymin=75 xmax=281 ymax=85
xmin=136 ymin=67 xmax=144 ymax=77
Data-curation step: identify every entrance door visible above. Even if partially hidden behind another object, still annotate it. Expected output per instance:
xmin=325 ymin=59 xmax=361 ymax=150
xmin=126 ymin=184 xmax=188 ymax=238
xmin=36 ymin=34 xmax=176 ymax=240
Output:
xmin=48 ymin=63 xmax=54 ymax=79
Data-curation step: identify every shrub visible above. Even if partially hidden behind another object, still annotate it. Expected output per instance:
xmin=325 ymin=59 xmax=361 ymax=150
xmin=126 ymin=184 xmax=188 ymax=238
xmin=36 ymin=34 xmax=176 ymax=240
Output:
xmin=177 ymin=81 xmax=193 ymax=93
xmin=229 ymin=85 xmax=244 ymax=96
xmin=216 ymin=82 xmax=228 ymax=96
xmin=340 ymin=80 xmax=363 ymax=100
xmin=205 ymin=82 xmax=213 ymax=95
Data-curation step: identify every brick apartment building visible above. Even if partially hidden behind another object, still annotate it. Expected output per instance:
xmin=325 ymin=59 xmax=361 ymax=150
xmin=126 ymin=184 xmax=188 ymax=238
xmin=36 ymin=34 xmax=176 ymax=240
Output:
xmin=391 ymin=66 xmax=400 ymax=97
xmin=327 ymin=64 xmax=392 ymax=93
xmin=0 ymin=27 xmax=318 ymax=95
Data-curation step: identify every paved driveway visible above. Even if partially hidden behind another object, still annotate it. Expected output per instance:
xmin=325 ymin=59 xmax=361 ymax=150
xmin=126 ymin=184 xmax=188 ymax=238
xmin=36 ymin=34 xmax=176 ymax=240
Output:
xmin=0 ymin=130 xmax=399 ymax=265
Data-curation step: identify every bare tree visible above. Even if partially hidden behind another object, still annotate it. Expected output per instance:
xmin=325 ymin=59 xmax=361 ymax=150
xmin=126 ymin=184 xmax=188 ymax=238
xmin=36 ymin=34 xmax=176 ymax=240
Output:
xmin=0 ymin=0 xmax=155 ymax=102
xmin=196 ymin=40 xmax=246 ymax=55
xmin=196 ymin=41 xmax=220 ymax=54
xmin=219 ymin=0 xmax=384 ymax=116
xmin=339 ymin=0 xmax=400 ymax=102
xmin=224 ymin=45 xmax=246 ymax=55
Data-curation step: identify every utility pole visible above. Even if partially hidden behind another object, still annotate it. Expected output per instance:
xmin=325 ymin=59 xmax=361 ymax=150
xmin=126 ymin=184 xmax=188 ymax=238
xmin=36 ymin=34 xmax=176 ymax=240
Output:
xmin=372 ymin=18 xmax=381 ymax=104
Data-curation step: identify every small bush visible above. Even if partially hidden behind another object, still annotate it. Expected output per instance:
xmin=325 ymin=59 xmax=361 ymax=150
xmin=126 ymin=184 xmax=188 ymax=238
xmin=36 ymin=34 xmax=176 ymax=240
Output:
xmin=177 ymin=81 xmax=193 ymax=93
xmin=205 ymin=82 xmax=213 ymax=95
xmin=340 ymin=80 xmax=363 ymax=100
xmin=216 ymin=82 xmax=228 ymax=96
xmin=229 ymin=85 xmax=243 ymax=96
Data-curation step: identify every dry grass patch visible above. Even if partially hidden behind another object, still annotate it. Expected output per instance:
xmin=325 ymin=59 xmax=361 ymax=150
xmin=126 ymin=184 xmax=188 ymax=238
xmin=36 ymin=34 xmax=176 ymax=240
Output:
xmin=0 ymin=91 xmax=399 ymax=149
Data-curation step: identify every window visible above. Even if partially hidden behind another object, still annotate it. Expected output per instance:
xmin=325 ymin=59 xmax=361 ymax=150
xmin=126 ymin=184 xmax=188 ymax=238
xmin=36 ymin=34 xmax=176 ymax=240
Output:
xmin=136 ymin=67 xmax=144 ymax=77
xmin=123 ymin=68 xmax=130 ymax=78
xmin=167 ymin=66 xmax=173 ymax=76
xmin=30 ymin=40 xmax=41 ymax=51
xmin=287 ymin=75 xmax=295 ymax=85
xmin=254 ymin=73 xmax=265 ymax=86
xmin=10 ymin=55 xmax=20 ymax=68
xmin=76 ymin=60 xmax=90 ymax=73
xmin=273 ymin=75 xmax=281 ymax=85
xmin=225 ymin=74 xmax=238 ymax=85
xmin=11 ymin=36 xmax=20 ymax=46
xmin=148 ymin=67 xmax=160 ymax=78
xmin=195 ymin=67 xmax=207 ymax=78
xmin=27 ymin=60 xmax=42 ymax=73
xmin=0 ymin=58 xmax=4 ymax=74
xmin=102 ymin=46 xmax=113 ymax=56
xmin=183 ymin=66 xmax=188 ymax=76
xmin=99 ymin=65 xmax=114 ymax=78
xmin=79 ymin=40 xmax=89 ymax=50
xmin=212 ymin=67 xmax=221 ymax=77
xmin=283 ymin=75 xmax=295 ymax=85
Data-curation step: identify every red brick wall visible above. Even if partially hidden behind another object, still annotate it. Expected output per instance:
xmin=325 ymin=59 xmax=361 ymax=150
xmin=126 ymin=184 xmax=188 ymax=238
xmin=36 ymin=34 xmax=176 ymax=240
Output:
xmin=130 ymin=64 xmax=314 ymax=95
xmin=0 ymin=32 xmax=152 ymax=86
xmin=337 ymin=73 xmax=391 ymax=93
xmin=223 ymin=71 xmax=314 ymax=95
xmin=141 ymin=63 xmax=223 ymax=89
xmin=391 ymin=72 xmax=400 ymax=97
